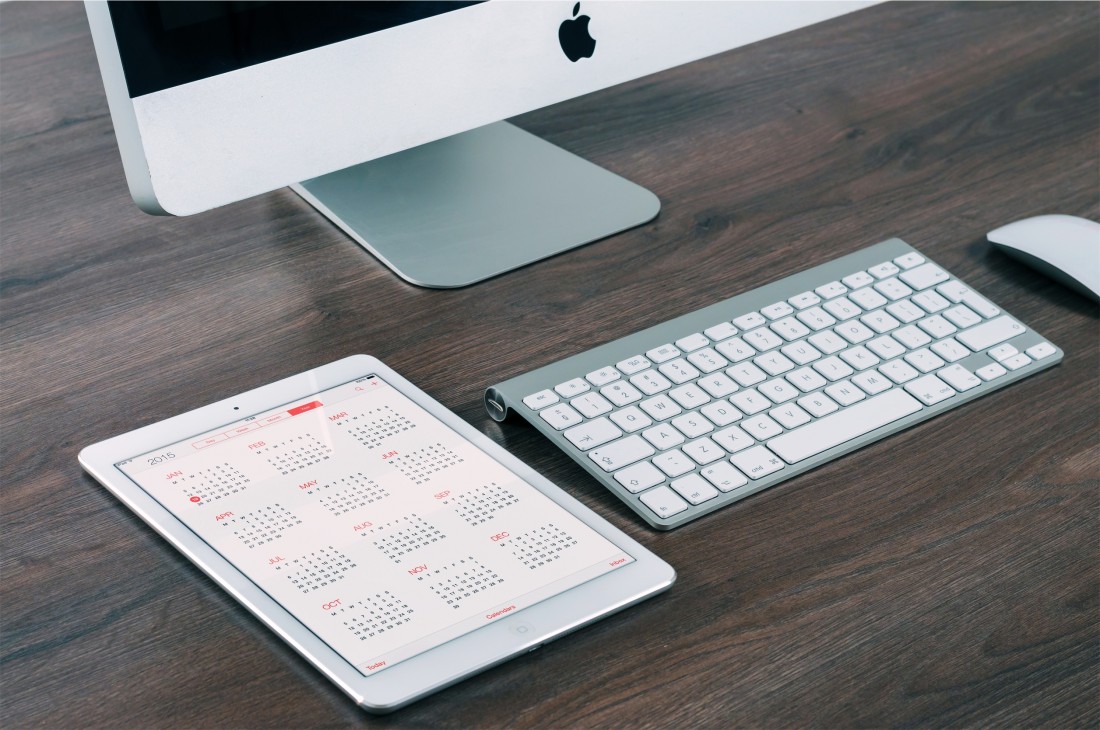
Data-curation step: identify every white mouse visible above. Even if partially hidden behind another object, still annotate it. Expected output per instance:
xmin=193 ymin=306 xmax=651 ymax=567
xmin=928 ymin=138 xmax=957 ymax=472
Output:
xmin=987 ymin=214 xmax=1100 ymax=302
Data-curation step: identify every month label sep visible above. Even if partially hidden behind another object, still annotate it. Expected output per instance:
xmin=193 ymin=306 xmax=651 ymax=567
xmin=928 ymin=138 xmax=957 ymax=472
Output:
xmin=118 ymin=375 xmax=631 ymax=675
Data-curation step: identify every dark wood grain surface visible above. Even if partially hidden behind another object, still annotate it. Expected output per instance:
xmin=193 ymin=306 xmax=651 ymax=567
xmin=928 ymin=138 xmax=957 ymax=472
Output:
xmin=2 ymin=2 xmax=1097 ymax=727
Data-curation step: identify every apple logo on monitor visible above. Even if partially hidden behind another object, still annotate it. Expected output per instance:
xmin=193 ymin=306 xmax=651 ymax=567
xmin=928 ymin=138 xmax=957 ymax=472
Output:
xmin=559 ymin=2 xmax=596 ymax=62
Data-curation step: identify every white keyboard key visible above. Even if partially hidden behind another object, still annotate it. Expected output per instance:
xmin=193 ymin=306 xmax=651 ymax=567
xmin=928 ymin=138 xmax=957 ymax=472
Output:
xmin=886 ymin=300 xmax=924 ymax=323
xmin=917 ymin=315 xmax=957 ymax=339
xmin=789 ymin=291 xmax=822 ymax=309
xmin=879 ymin=359 xmax=920 ymax=384
xmin=941 ymin=304 xmax=981 ymax=329
xmin=704 ymin=323 xmax=739 ymax=343
xmin=743 ymin=327 xmax=784 ymax=352
xmin=987 ymin=344 xmax=1018 ymax=363
xmin=726 ymin=362 xmax=767 ymax=387
xmin=825 ymin=380 xmax=866 ymax=406
xmin=554 ymin=378 xmax=590 ymax=398
xmin=730 ymin=446 xmax=786 ymax=479
xmin=786 ymin=367 xmax=828 ymax=393
xmin=609 ymin=406 xmax=652 ymax=433
xmin=851 ymin=370 xmax=892 ymax=395
xmin=893 ymin=324 xmax=932 ymax=349
xmin=842 ymin=270 xmax=875 ymax=288
xmin=758 ymin=378 xmax=800 ymax=404
xmin=658 ymin=358 xmax=701 ymax=384
xmin=894 ymin=251 xmax=925 ymax=269
xmin=815 ymin=281 xmax=848 ymax=299
xmin=955 ymin=315 xmax=1026 ymax=352
xmin=741 ymin=414 xmax=785 ymax=440
xmin=839 ymin=345 xmax=880 ymax=370
xmin=701 ymin=462 xmax=749 ymax=492
xmin=697 ymin=372 xmax=739 ymax=398
xmin=762 ymin=301 xmax=795 ymax=320
xmin=796 ymin=306 xmax=838 ymax=331
xmin=540 ymin=403 xmax=583 ymax=430
xmin=614 ymin=461 xmax=665 ymax=493
xmin=813 ymin=355 xmax=854 ymax=381
xmin=704 ymin=322 xmax=739 ymax=342
xmin=671 ymin=413 xmax=715 ymax=438
xmin=602 ymin=381 xmax=644 ymax=407
xmin=675 ymin=332 xmax=710 ymax=352
xmin=712 ymin=425 xmax=755 ymax=453
xmin=639 ymin=394 xmax=682 ymax=421
xmin=823 ymin=296 xmax=862 ymax=320
xmin=754 ymin=351 xmax=796 ymax=376
xmin=936 ymin=281 xmax=1000 ymax=318
xmin=867 ymin=335 xmax=906 ymax=360
xmin=899 ymin=262 xmax=950 ymax=290
xmin=571 ymin=392 xmax=613 ymax=418
xmin=733 ymin=312 xmax=767 ymax=330
xmin=782 ymin=340 xmax=822 ymax=365
xmin=868 ymin=261 xmax=901 ymax=279
xmin=714 ymin=337 xmax=757 ymax=363
xmin=766 ymin=389 xmax=923 ymax=463
xmin=807 ymin=330 xmax=848 ymax=354
xmin=849 ymin=287 xmax=889 ymax=311
xmin=687 ymin=347 xmax=730 ymax=373
xmin=936 ymin=364 xmax=981 ymax=392
xmin=639 ymin=486 xmax=688 ymax=518
xmin=912 ymin=290 xmax=950 ymax=313
xmin=653 ymin=449 xmax=695 ymax=477
xmin=700 ymin=400 xmax=742 ymax=427
xmin=770 ymin=403 xmax=812 ymax=429
xmin=647 ymin=344 xmax=682 ymax=363
xmin=642 ymin=423 xmax=685 ymax=450
xmin=671 ymin=474 xmax=720 ymax=504
xmin=585 ymin=366 xmax=621 ymax=387
xmin=630 ymin=370 xmax=673 ymax=395
xmin=682 ymin=437 xmax=726 ymax=465
xmin=589 ymin=435 xmax=655 ymax=472
xmin=906 ymin=375 xmax=959 ymax=404
xmin=730 ymin=388 xmax=771 ymax=415
xmin=861 ymin=310 xmax=901 ymax=334
xmin=617 ymin=355 xmax=651 ymax=375
xmin=564 ymin=417 xmax=622 ymax=450
xmin=523 ymin=389 xmax=559 ymax=410
xmin=904 ymin=348 xmax=946 ymax=373
xmin=797 ymin=392 xmax=839 ymax=417
xmin=873 ymin=277 xmax=914 ymax=301
xmin=668 ymin=383 xmax=710 ymax=409
xmin=1026 ymin=342 xmax=1057 ymax=360
xmin=905 ymin=374 xmax=956 ymax=405
xmin=930 ymin=337 xmax=969 ymax=362
xmin=976 ymin=362 xmax=1007 ymax=381
xmin=1002 ymin=353 xmax=1032 ymax=370
xmin=770 ymin=316 xmax=811 ymax=341
xmin=835 ymin=320 xmax=875 ymax=344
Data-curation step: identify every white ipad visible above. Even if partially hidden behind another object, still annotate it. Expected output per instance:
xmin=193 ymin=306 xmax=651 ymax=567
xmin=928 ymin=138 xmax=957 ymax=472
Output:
xmin=79 ymin=355 xmax=674 ymax=712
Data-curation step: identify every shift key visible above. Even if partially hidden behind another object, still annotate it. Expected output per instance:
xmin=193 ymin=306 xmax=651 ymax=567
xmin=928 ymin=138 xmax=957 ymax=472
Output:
xmin=955 ymin=315 xmax=1026 ymax=352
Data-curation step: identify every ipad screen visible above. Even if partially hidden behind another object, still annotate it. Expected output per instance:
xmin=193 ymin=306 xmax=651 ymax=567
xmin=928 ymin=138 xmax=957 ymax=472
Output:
xmin=116 ymin=374 xmax=633 ymax=675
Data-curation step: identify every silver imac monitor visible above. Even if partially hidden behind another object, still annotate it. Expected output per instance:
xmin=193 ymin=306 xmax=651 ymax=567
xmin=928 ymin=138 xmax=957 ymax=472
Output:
xmin=85 ymin=1 xmax=868 ymax=287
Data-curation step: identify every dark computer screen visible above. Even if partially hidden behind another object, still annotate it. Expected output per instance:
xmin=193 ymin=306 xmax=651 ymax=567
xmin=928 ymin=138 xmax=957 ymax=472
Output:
xmin=108 ymin=1 xmax=483 ymax=98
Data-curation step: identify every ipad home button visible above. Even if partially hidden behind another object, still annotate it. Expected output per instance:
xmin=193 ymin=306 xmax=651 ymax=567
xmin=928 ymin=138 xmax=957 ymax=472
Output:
xmin=509 ymin=622 xmax=535 ymax=637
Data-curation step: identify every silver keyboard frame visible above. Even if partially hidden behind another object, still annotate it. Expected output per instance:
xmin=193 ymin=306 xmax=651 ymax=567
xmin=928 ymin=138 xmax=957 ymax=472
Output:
xmin=485 ymin=239 xmax=1063 ymax=530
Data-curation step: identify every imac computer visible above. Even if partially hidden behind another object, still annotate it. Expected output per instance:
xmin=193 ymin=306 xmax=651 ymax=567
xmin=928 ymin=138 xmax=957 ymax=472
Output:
xmin=85 ymin=1 xmax=868 ymax=287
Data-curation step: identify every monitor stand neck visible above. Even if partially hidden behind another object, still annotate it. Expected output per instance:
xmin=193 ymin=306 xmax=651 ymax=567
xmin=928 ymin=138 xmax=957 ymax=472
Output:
xmin=290 ymin=121 xmax=659 ymax=288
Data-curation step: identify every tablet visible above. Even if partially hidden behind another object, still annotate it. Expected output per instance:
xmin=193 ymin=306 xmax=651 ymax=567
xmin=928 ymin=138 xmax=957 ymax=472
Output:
xmin=79 ymin=355 xmax=674 ymax=712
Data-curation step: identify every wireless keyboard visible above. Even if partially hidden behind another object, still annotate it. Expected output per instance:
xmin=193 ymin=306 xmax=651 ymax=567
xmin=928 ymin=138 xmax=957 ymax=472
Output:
xmin=485 ymin=239 xmax=1062 ymax=529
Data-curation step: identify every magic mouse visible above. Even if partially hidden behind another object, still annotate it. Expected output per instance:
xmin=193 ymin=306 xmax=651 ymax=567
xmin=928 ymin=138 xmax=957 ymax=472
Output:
xmin=987 ymin=214 xmax=1100 ymax=302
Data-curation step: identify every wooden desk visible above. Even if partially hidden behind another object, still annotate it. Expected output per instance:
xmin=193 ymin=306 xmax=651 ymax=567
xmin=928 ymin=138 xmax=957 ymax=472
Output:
xmin=2 ymin=2 xmax=1097 ymax=726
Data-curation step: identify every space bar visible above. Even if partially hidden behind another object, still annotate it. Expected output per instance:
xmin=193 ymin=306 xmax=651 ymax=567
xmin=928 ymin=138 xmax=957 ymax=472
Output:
xmin=766 ymin=389 xmax=924 ymax=464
